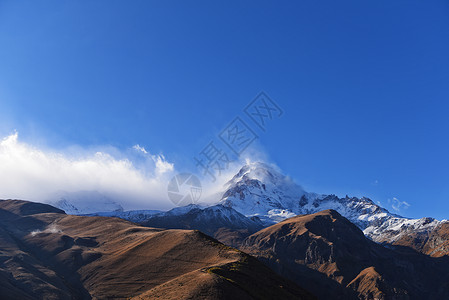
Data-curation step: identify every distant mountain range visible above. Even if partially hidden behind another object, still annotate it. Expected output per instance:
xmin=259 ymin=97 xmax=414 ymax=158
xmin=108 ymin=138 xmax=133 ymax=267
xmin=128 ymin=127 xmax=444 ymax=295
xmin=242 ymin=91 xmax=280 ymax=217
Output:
xmin=24 ymin=161 xmax=448 ymax=298
xmin=65 ymin=162 xmax=446 ymax=251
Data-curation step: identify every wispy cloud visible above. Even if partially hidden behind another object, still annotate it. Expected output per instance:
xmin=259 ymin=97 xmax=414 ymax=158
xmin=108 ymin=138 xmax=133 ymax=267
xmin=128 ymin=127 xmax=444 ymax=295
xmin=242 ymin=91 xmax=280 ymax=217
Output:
xmin=132 ymin=144 xmax=174 ymax=175
xmin=30 ymin=224 xmax=62 ymax=237
xmin=132 ymin=144 xmax=148 ymax=154
xmin=389 ymin=197 xmax=410 ymax=212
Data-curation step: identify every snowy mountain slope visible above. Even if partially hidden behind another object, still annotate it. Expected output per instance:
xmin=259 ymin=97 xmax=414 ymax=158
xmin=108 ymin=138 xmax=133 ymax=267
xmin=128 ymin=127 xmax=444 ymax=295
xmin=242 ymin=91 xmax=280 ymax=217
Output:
xmin=364 ymin=216 xmax=443 ymax=243
xmin=50 ymin=191 xmax=123 ymax=215
xmin=145 ymin=204 xmax=262 ymax=228
xmin=220 ymin=162 xmax=447 ymax=242
xmin=82 ymin=203 xmax=264 ymax=242
xmin=85 ymin=209 xmax=162 ymax=223
xmin=137 ymin=204 xmax=264 ymax=244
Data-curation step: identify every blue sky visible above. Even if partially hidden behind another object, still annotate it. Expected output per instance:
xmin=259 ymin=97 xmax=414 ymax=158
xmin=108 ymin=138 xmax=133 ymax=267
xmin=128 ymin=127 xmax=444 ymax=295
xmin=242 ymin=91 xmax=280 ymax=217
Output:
xmin=0 ymin=1 xmax=448 ymax=218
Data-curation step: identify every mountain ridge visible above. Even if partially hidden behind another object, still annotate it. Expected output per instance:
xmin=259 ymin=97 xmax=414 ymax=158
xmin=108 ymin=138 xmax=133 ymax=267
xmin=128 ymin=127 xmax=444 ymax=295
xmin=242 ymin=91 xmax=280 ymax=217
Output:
xmin=219 ymin=162 xmax=447 ymax=244
xmin=52 ymin=161 xmax=448 ymax=252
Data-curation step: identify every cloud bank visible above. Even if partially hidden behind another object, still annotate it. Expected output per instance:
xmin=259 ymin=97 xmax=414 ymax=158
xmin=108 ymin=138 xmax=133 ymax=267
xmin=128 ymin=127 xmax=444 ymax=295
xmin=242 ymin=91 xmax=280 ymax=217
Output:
xmin=0 ymin=132 xmax=179 ymax=210
xmin=0 ymin=132 xmax=274 ymax=212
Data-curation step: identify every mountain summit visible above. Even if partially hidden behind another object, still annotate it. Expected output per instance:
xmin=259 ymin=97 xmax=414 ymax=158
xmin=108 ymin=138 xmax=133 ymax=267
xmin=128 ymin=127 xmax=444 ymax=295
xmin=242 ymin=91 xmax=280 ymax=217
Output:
xmin=220 ymin=162 xmax=309 ymax=222
xmin=220 ymin=162 xmax=445 ymax=243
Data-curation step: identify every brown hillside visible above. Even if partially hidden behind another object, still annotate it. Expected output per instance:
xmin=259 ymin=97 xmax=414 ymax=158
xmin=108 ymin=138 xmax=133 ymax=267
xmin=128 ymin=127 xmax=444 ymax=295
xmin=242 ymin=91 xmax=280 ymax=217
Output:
xmin=0 ymin=199 xmax=314 ymax=300
xmin=240 ymin=209 xmax=449 ymax=299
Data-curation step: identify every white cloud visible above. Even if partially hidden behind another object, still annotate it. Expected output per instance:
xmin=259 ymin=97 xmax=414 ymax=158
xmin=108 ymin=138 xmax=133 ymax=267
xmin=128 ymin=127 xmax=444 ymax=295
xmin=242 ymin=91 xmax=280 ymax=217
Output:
xmin=0 ymin=132 xmax=178 ymax=210
xmin=152 ymin=154 xmax=174 ymax=175
xmin=132 ymin=144 xmax=148 ymax=154
xmin=390 ymin=197 xmax=410 ymax=212
xmin=30 ymin=224 xmax=62 ymax=237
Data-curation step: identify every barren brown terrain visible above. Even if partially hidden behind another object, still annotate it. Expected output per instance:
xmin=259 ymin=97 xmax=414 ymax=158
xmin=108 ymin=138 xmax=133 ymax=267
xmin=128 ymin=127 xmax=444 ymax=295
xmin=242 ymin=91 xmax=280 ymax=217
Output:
xmin=0 ymin=199 xmax=314 ymax=300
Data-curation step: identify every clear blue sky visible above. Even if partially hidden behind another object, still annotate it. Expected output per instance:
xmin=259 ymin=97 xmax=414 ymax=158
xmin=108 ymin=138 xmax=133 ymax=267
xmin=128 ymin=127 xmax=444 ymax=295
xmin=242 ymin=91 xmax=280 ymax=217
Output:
xmin=0 ymin=1 xmax=448 ymax=218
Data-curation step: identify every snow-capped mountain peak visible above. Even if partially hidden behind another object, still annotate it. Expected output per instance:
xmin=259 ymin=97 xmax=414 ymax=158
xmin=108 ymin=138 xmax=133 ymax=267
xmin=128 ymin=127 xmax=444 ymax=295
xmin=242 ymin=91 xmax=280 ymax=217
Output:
xmin=220 ymin=162 xmax=309 ymax=221
xmin=219 ymin=162 xmax=446 ymax=243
